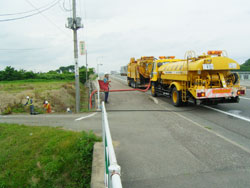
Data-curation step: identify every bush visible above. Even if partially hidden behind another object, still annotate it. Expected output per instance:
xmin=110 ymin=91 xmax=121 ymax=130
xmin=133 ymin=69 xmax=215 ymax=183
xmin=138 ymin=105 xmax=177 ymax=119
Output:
xmin=0 ymin=66 xmax=95 ymax=82
xmin=2 ymin=106 xmax=12 ymax=115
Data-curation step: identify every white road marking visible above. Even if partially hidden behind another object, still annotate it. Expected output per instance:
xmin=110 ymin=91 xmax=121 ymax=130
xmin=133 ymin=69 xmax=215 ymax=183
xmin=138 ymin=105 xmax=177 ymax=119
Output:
xmin=203 ymin=105 xmax=250 ymax=123
xmin=240 ymin=96 xmax=250 ymax=101
xmin=172 ymin=110 xmax=250 ymax=154
xmin=75 ymin=112 xmax=97 ymax=121
xmin=149 ymin=96 xmax=159 ymax=104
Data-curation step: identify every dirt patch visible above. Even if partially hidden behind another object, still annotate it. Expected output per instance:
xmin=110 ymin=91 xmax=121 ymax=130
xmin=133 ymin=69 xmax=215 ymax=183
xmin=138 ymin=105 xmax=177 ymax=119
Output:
xmin=0 ymin=81 xmax=88 ymax=114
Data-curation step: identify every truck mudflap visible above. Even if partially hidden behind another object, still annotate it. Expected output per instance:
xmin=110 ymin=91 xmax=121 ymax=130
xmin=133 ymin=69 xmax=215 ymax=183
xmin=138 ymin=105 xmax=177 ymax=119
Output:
xmin=196 ymin=86 xmax=246 ymax=99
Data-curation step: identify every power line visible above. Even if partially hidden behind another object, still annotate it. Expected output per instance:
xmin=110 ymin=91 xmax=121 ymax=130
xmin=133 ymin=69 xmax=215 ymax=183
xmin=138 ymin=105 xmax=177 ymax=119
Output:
xmin=24 ymin=0 xmax=71 ymax=39
xmin=63 ymin=0 xmax=72 ymax=12
xmin=58 ymin=0 xmax=72 ymax=13
xmin=0 ymin=0 xmax=58 ymax=16
xmin=0 ymin=0 xmax=61 ymax=22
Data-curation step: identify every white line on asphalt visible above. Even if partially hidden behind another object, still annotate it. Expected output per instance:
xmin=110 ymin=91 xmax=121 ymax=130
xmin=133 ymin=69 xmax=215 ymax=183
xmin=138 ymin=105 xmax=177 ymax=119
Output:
xmin=75 ymin=112 xmax=97 ymax=121
xmin=172 ymin=111 xmax=250 ymax=154
xmin=240 ymin=96 xmax=250 ymax=101
xmin=149 ymin=96 xmax=159 ymax=104
xmin=203 ymin=105 xmax=250 ymax=123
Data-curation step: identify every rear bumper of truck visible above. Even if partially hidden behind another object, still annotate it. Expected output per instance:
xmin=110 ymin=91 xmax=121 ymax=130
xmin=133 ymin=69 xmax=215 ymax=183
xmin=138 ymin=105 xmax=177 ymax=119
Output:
xmin=195 ymin=86 xmax=246 ymax=99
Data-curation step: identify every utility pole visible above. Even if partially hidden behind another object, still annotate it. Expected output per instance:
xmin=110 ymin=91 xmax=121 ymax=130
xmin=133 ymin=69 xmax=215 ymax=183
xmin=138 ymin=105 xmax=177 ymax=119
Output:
xmin=86 ymin=50 xmax=88 ymax=84
xmin=66 ymin=0 xmax=83 ymax=113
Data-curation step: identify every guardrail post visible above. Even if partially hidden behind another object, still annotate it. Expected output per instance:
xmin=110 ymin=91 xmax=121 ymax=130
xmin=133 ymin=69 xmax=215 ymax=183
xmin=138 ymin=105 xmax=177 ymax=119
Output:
xmin=108 ymin=164 xmax=122 ymax=188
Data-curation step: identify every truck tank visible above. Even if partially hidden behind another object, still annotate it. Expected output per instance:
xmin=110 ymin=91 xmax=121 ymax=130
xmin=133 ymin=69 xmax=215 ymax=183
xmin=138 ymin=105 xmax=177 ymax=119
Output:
xmin=152 ymin=51 xmax=246 ymax=106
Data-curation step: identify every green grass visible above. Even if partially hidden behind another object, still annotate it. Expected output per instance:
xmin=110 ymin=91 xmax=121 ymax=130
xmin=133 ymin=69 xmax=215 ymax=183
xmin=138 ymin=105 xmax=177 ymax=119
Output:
xmin=0 ymin=79 xmax=74 ymax=84
xmin=0 ymin=80 xmax=74 ymax=93
xmin=0 ymin=123 xmax=100 ymax=188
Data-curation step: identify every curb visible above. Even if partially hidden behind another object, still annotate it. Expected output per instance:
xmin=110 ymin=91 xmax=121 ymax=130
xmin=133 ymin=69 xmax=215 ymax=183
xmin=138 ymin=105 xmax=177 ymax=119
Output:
xmin=91 ymin=142 xmax=105 ymax=188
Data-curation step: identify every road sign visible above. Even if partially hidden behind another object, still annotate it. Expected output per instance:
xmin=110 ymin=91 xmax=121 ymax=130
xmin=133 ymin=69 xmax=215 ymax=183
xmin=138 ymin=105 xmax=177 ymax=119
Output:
xmin=79 ymin=41 xmax=85 ymax=55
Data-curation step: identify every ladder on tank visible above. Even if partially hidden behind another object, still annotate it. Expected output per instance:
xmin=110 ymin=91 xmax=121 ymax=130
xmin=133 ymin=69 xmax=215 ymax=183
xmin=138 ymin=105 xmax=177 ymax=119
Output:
xmin=181 ymin=81 xmax=187 ymax=102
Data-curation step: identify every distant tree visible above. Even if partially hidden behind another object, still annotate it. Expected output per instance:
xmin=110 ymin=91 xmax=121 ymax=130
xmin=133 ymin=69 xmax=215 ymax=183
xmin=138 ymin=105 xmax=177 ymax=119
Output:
xmin=242 ymin=59 xmax=250 ymax=66
xmin=3 ymin=66 xmax=17 ymax=81
xmin=0 ymin=65 xmax=95 ymax=81
xmin=240 ymin=59 xmax=250 ymax=71
xmin=56 ymin=65 xmax=75 ymax=73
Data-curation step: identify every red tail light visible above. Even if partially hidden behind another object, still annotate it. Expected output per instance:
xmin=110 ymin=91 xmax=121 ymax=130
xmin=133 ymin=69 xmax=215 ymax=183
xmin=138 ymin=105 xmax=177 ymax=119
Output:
xmin=197 ymin=92 xmax=205 ymax=97
xmin=237 ymin=90 xmax=245 ymax=95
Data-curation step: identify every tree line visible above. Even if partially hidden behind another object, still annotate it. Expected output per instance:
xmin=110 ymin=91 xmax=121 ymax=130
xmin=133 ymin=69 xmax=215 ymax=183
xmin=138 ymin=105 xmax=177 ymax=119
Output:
xmin=240 ymin=59 xmax=250 ymax=71
xmin=0 ymin=65 xmax=95 ymax=83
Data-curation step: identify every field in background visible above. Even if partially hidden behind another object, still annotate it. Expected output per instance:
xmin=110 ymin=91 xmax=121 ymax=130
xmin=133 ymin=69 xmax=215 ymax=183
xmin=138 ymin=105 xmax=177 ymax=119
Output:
xmin=0 ymin=80 xmax=88 ymax=114
xmin=0 ymin=123 xmax=100 ymax=188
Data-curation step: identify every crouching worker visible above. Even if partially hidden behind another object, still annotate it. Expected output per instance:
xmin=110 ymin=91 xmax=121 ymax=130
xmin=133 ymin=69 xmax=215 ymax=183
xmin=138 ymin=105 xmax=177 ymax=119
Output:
xmin=103 ymin=73 xmax=111 ymax=103
xmin=43 ymin=101 xmax=51 ymax=113
xmin=24 ymin=96 xmax=34 ymax=115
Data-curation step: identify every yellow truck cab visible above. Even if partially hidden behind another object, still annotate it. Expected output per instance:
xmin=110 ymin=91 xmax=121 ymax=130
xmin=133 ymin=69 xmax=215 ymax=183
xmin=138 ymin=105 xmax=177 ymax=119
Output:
xmin=150 ymin=56 xmax=183 ymax=97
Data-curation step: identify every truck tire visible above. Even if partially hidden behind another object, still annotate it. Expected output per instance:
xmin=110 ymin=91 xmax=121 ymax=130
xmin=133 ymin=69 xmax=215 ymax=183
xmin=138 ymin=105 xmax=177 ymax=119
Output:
xmin=171 ymin=87 xmax=182 ymax=107
xmin=127 ymin=77 xmax=131 ymax=87
xmin=151 ymin=82 xmax=157 ymax=97
xmin=131 ymin=80 xmax=137 ymax=88
xmin=232 ymin=96 xmax=240 ymax=103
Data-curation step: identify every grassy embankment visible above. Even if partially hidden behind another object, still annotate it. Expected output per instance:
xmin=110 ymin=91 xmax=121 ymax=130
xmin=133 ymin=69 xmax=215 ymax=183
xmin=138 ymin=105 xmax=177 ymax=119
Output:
xmin=0 ymin=79 xmax=88 ymax=114
xmin=0 ymin=123 xmax=100 ymax=188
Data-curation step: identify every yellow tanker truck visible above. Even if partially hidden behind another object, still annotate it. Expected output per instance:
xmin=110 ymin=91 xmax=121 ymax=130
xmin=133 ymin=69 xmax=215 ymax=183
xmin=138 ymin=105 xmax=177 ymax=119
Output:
xmin=151 ymin=51 xmax=246 ymax=106
xmin=127 ymin=56 xmax=154 ymax=88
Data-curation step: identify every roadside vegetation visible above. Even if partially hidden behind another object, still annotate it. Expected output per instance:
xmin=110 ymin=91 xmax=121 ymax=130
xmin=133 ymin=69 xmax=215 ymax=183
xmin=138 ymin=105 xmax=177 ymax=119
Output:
xmin=240 ymin=59 xmax=250 ymax=71
xmin=0 ymin=65 xmax=95 ymax=114
xmin=0 ymin=123 xmax=100 ymax=188
xmin=0 ymin=65 xmax=94 ymax=83
xmin=0 ymin=80 xmax=88 ymax=114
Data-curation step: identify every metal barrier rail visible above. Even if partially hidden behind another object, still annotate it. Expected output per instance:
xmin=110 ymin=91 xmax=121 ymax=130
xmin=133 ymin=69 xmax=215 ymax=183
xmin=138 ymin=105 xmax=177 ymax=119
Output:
xmin=102 ymin=102 xmax=122 ymax=188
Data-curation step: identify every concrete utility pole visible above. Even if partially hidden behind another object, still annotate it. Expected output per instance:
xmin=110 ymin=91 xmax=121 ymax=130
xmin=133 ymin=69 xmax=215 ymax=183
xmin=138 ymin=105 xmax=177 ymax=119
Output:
xmin=66 ymin=0 xmax=83 ymax=113
xmin=86 ymin=50 xmax=88 ymax=84
xmin=72 ymin=0 xmax=80 ymax=113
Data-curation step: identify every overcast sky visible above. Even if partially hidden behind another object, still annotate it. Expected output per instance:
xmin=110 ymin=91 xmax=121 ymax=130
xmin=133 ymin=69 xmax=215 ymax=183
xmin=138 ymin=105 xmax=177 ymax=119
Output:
xmin=1 ymin=0 xmax=250 ymax=73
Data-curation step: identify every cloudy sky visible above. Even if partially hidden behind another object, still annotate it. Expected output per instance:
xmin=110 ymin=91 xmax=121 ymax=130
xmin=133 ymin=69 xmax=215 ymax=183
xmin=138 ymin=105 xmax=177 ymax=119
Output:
xmin=1 ymin=0 xmax=250 ymax=73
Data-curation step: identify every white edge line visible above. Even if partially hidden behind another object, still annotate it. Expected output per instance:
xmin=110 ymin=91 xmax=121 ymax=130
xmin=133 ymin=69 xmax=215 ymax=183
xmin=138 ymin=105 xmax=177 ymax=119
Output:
xmin=75 ymin=112 xmax=97 ymax=121
xmin=173 ymin=111 xmax=250 ymax=154
xmin=149 ymin=96 xmax=159 ymax=104
xmin=240 ymin=96 xmax=250 ymax=101
xmin=203 ymin=105 xmax=250 ymax=123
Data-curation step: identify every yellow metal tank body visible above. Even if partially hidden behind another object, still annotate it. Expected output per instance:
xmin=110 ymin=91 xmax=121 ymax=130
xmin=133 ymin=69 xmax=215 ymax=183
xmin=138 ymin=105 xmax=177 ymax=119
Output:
xmin=158 ymin=55 xmax=240 ymax=88
xmin=151 ymin=51 xmax=246 ymax=106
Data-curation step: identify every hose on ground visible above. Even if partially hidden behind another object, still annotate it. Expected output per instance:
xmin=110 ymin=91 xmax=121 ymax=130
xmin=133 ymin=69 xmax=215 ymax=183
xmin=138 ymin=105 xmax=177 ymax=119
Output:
xmin=89 ymin=81 xmax=151 ymax=109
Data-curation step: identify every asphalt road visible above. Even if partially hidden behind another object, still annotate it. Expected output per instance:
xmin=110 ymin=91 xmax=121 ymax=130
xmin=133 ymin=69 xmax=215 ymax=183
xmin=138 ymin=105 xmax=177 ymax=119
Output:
xmin=1 ymin=76 xmax=250 ymax=188
xmin=109 ymin=75 xmax=250 ymax=188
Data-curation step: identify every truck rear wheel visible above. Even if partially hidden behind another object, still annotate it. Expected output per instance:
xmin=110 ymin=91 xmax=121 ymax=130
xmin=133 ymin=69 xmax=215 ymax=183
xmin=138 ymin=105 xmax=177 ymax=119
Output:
xmin=171 ymin=87 xmax=182 ymax=107
xmin=151 ymin=82 xmax=157 ymax=97
xmin=131 ymin=80 xmax=137 ymax=88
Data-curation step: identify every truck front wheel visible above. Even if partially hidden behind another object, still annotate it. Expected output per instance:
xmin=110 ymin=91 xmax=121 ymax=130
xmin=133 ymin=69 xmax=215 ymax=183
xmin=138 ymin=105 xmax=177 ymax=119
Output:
xmin=171 ymin=87 xmax=182 ymax=107
xmin=151 ymin=82 xmax=157 ymax=97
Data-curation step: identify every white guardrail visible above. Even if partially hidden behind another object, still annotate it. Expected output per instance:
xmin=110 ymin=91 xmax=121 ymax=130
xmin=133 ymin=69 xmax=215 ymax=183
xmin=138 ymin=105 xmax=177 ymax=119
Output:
xmin=237 ymin=72 xmax=250 ymax=80
xmin=102 ymin=101 xmax=122 ymax=188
